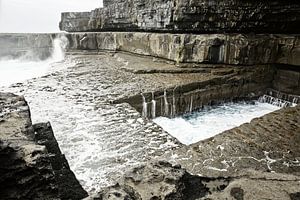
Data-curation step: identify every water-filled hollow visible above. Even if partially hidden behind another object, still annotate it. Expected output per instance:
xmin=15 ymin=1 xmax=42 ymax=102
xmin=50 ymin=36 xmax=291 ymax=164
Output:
xmin=153 ymin=100 xmax=280 ymax=145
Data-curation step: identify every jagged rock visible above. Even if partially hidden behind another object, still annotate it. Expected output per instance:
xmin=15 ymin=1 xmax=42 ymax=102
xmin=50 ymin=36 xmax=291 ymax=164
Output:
xmin=0 ymin=92 xmax=88 ymax=200
xmin=60 ymin=0 xmax=300 ymax=34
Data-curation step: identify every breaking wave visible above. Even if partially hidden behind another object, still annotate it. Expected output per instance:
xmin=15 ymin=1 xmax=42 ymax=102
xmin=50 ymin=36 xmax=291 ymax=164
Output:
xmin=0 ymin=35 xmax=68 ymax=87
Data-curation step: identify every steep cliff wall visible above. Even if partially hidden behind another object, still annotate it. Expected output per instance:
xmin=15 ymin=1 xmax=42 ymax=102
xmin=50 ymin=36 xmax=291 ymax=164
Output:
xmin=66 ymin=32 xmax=300 ymax=66
xmin=60 ymin=0 xmax=300 ymax=33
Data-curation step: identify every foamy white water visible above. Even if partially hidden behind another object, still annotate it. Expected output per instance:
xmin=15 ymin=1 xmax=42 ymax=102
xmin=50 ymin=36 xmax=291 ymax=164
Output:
xmin=0 ymin=37 xmax=67 ymax=86
xmin=153 ymin=101 xmax=280 ymax=145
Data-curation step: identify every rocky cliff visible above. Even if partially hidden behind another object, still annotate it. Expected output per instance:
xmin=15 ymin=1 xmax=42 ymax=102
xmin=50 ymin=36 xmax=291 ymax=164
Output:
xmin=0 ymin=93 xmax=88 ymax=200
xmin=60 ymin=0 xmax=300 ymax=33
xmin=66 ymin=32 xmax=300 ymax=66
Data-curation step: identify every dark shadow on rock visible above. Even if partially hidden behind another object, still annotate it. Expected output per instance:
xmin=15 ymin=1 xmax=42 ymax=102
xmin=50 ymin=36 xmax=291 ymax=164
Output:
xmin=33 ymin=122 xmax=88 ymax=200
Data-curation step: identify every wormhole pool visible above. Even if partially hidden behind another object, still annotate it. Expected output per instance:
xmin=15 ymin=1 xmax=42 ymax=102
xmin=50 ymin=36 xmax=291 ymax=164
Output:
xmin=153 ymin=101 xmax=280 ymax=145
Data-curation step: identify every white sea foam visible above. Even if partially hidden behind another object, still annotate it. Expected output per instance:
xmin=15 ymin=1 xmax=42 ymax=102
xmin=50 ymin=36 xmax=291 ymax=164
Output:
xmin=0 ymin=36 xmax=67 ymax=87
xmin=153 ymin=101 xmax=280 ymax=145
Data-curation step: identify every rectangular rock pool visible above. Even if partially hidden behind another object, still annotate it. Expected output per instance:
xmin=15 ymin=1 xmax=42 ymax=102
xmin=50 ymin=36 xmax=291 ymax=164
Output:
xmin=153 ymin=101 xmax=280 ymax=145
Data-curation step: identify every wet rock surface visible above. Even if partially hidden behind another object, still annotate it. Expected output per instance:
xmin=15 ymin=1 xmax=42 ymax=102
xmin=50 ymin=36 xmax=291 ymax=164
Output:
xmin=1 ymin=50 xmax=300 ymax=199
xmin=0 ymin=52 xmax=278 ymax=193
xmin=1 ymin=53 xmax=191 ymax=193
xmin=2 ymin=52 xmax=299 ymax=199
xmin=160 ymin=105 xmax=300 ymax=178
xmin=60 ymin=0 xmax=300 ymax=34
xmin=0 ymin=93 xmax=87 ymax=199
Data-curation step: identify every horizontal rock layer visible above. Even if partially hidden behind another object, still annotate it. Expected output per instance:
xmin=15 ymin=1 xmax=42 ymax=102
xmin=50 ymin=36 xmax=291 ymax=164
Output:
xmin=1 ymin=32 xmax=299 ymax=66
xmin=60 ymin=0 xmax=300 ymax=34
xmin=0 ymin=93 xmax=88 ymax=200
xmin=66 ymin=32 xmax=300 ymax=66
xmin=119 ymin=65 xmax=275 ymax=118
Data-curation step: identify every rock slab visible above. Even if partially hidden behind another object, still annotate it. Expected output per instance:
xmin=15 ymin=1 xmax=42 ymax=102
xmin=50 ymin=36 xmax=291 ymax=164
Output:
xmin=0 ymin=92 xmax=88 ymax=200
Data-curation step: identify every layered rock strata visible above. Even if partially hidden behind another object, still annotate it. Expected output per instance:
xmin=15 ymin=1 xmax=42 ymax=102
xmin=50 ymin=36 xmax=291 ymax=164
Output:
xmin=0 ymin=93 xmax=88 ymax=200
xmin=66 ymin=32 xmax=300 ymax=66
xmin=60 ymin=0 xmax=300 ymax=34
xmin=1 ymin=32 xmax=299 ymax=67
xmin=118 ymin=64 xmax=274 ymax=118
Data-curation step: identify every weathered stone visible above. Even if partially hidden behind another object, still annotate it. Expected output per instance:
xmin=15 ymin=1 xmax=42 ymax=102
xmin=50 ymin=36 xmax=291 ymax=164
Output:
xmin=290 ymin=192 xmax=300 ymax=200
xmin=2 ymin=32 xmax=300 ymax=67
xmin=92 ymin=161 xmax=300 ymax=200
xmin=118 ymin=63 xmax=275 ymax=118
xmin=273 ymin=67 xmax=300 ymax=95
xmin=60 ymin=0 xmax=300 ymax=34
xmin=0 ymin=93 xmax=88 ymax=200
xmin=161 ymin=104 xmax=300 ymax=177
xmin=66 ymin=32 xmax=300 ymax=66
xmin=91 ymin=161 xmax=231 ymax=200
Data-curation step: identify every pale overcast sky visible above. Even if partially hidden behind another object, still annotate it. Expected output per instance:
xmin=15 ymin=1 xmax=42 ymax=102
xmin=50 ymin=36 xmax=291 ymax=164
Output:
xmin=0 ymin=0 xmax=103 ymax=33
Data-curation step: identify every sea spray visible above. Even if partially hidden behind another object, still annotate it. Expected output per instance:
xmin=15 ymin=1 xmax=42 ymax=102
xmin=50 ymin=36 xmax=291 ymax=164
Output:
xmin=0 ymin=35 xmax=68 ymax=86
xmin=258 ymin=94 xmax=298 ymax=107
xmin=189 ymin=95 xmax=193 ymax=113
xmin=163 ymin=89 xmax=169 ymax=116
xmin=51 ymin=35 xmax=68 ymax=62
xmin=141 ymin=93 xmax=148 ymax=118
xmin=151 ymin=92 xmax=156 ymax=118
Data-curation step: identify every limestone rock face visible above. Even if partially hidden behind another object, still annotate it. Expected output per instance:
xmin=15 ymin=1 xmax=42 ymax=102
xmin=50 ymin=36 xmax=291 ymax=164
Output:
xmin=60 ymin=0 xmax=300 ymax=33
xmin=66 ymin=32 xmax=300 ymax=66
xmin=0 ymin=93 xmax=88 ymax=200
xmin=273 ymin=67 xmax=300 ymax=95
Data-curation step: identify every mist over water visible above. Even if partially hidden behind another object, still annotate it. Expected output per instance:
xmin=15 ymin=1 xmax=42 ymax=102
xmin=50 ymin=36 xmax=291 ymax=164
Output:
xmin=0 ymin=36 xmax=68 ymax=86
xmin=153 ymin=101 xmax=280 ymax=145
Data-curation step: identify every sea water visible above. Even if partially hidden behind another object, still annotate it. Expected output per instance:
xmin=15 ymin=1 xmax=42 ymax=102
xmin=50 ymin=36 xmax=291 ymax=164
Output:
xmin=0 ymin=36 xmax=66 ymax=86
xmin=153 ymin=101 xmax=280 ymax=145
